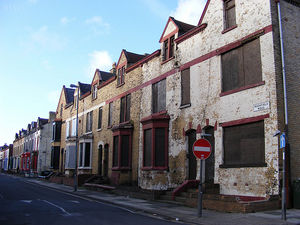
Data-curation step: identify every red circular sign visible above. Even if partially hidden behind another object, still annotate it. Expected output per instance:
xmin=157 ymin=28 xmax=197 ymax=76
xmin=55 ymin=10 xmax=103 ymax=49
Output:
xmin=193 ymin=139 xmax=211 ymax=160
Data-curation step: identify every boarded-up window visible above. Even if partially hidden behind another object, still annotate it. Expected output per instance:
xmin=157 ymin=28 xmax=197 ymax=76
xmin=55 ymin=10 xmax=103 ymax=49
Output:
xmin=117 ymin=66 xmax=125 ymax=85
xmin=52 ymin=121 xmax=61 ymax=141
xmin=86 ymin=111 xmax=93 ymax=133
xmin=120 ymin=135 xmax=129 ymax=167
xmin=79 ymin=143 xmax=83 ymax=167
xmin=222 ymin=38 xmax=262 ymax=92
xmin=113 ymin=136 xmax=118 ymax=167
xmin=112 ymin=133 xmax=131 ymax=169
xmin=79 ymin=142 xmax=92 ymax=168
xmin=51 ymin=146 xmax=60 ymax=169
xmin=152 ymin=79 xmax=166 ymax=113
xmin=163 ymin=40 xmax=168 ymax=61
xmin=143 ymin=127 xmax=168 ymax=169
xmin=98 ymin=107 xmax=102 ymax=129
xmin=155 ymin=128 xmax=166 ymax=167
xmin=223 ymin=121 xmax=265 ymax=166
xmin=144 ymin=129 xmax=152 ymax=167
xmin=108 ymin=102 xmax=113 ymax=127
xmin=181 ymin=68 xmax=190 ymax=106
xmin=84 ymin=143 xmax=91 ymax=167
xmin=120 ymin=94 xmax=131 ymax=123
xmin=65 ymin=145 xmax=75 ymax=169
xmin=169 ymin=36 xmax=175 ymax=58
xmin=224 ymin=0 xmax=236 ymax=29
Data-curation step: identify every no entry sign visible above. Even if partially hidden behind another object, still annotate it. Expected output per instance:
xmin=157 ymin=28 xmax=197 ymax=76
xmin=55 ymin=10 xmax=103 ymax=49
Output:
xmin=193 ymin=139 xmax=211 ymax=160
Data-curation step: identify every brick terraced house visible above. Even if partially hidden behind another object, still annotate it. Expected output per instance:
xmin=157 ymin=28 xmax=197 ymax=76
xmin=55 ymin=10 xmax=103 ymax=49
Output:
xmin=10 ymin=0 xmax=299 ymax=212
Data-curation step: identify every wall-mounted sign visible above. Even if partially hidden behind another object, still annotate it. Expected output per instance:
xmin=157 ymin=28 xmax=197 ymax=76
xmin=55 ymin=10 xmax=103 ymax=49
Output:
xmin=254 ymin=102 xmax=269 ymax=112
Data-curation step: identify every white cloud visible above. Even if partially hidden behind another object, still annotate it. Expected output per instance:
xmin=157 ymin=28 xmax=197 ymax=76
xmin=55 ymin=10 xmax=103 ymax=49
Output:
xmin=60 ymin=17 xmax=75 ymax=25
xmin=20 ymin=26 xmax=67 ymax=52
xmin=85 ymin=16 xmax=110 ymax=28
xmin=171 ymin=0 xmax=206 ymax=25
xmin=47 ymin=90 xmax=61 ymax=105
xmin=87 ymin=51 xmax=113 ymax=78
xmin=85 ymin=16 xmax=110 ymax=35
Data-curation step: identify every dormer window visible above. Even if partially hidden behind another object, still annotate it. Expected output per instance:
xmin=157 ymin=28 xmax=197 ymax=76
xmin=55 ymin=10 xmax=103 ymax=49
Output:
xmin=162 ymin=35 xmax=175 ymax=62
xmin=92 ymin=84 xmax=97 ymax=100
xmin=117 ymin=66 xmax=125 ymax=86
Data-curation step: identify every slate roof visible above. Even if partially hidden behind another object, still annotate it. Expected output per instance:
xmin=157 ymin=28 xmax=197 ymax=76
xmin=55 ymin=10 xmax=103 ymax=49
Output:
xmin=79 ymin=82 xmax=91 ymax=97
xmin=99 ymin=70 xmax=115 ymax=82
xmin=38 ymin=117 xmax=48 ymax=126
xmin=170 ymin=17 xmax=196 ymax=36
xmin=64 ymin=87 xmax=75 ymax=104
xmin=124 ymin=50 xmax=146 ymax=64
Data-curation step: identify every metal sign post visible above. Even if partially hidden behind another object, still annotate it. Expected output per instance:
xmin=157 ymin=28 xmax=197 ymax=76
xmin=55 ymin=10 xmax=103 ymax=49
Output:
xmin=280 ymin=132 xmax=286 ymax=220
xmin=192 ymin=138 xmax=211 ymax=218
xmin=198 ymin=159 xmax=203 ymax=217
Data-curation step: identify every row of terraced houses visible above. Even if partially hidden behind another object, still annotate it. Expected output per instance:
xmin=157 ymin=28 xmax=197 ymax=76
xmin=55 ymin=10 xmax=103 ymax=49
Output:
xmin=4 ymin=0 xmax=300 ymax=211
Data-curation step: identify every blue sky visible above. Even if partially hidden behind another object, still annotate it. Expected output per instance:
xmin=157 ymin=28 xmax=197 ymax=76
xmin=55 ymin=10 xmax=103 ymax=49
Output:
xmin=0 ymin=0 xmax=206 ymax=145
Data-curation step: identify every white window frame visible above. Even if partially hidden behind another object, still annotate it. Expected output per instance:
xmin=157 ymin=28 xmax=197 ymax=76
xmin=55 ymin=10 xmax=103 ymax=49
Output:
xmin=78 ymin=140 xmax=92 ymax=169
xmin=66 ymin=120 xmax=70 ymax=139
xmin=86 ymin=111 xmax=93 ymax=133
xmin=71 ymin=118 xmax=76 ymax=137
xmin=92 ymin=84 xmax=97 ymax=100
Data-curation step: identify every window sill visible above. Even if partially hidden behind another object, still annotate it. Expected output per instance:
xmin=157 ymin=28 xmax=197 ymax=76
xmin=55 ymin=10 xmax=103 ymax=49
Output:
xmin=107 ymin=125 xmax=113 ymax=129
xmin=179 ymin=103 xmax=191 ymax=109
xmin=84 ymin=131 xmax=93 ymax=135
xmin=220 ymin=81 xmax=265 ymax=97
xmin=78 ymin=167 xmax=92 ymax=169
xmin=112 ymin=167 xmax=131 ymax=171
xmin=141 ymin=167 xmax=168 ymax=171
xmin=219 ymin=163 xmax=267 ymax=168
xmin=161 ymin=56 xmax=175 ymax=65
xmin=97 ymin=128 xmax=102 ymax=132
xmin=222 ymin=25 xmax=238 ymax=34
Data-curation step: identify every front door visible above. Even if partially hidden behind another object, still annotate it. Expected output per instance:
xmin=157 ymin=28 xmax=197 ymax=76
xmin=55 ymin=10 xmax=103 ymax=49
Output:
xmin=103 ymin=144 xmax=109 ymax=177
xmin=98 ymin=145 xmax=103 ymax=176
xmin=187 ymin=130 xmax=197 ymax=180
xmin=204 ymin=126 xmax=215 ymax=183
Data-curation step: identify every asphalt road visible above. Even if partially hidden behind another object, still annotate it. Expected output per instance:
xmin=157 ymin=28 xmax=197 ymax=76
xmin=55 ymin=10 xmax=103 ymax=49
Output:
xmin=0 ymin=173 xmax=184 ymax=225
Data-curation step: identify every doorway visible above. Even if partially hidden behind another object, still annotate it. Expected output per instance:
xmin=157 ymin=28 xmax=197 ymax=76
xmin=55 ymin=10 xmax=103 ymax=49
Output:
xmin=98 ymin=145 xmax=103 ymax=176
xmin=187 ymin=130 xmax=197 ymax=180
xmin=103 ymin=144 xmax=109 ymax=177
xmin=204 ymin=126 xmax=215 ymax=183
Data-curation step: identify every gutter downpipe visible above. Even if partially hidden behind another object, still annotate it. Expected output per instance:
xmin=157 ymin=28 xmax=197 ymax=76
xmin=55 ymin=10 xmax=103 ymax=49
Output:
xmin=276 ymin=0 xmax=288 ymax=220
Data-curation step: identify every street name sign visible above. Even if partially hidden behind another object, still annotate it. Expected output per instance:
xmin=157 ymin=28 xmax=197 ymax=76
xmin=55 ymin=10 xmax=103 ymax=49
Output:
xmin=280 ymin=133 xmax=286 ymax=149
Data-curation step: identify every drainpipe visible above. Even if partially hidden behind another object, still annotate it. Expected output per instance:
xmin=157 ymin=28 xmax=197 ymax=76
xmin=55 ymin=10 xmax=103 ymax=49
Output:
xmin=275 ymin=0 xmax=289 ymax=220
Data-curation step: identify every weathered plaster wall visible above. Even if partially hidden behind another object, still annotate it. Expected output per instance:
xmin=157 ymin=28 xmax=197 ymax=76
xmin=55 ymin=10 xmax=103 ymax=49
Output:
xmin=138 ymin=0 xmax=280 ymax=196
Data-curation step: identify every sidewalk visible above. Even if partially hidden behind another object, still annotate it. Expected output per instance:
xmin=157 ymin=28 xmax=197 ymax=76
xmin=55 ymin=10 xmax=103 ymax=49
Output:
xmin=26 ymin=178 xmax=300 ymax=225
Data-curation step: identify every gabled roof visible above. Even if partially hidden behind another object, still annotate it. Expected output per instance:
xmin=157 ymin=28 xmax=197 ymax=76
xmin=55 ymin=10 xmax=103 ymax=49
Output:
xmin=123 ymin=50 xmax=146 ymax=64
xmin=116 ymin=49 xmax=146 ymax=67
xmin=159 ymin=17 xmax=195 ymax=43
xmin=171 ymin=17 xmax=196 ymax=36
xmin=64 ymin=87 xmax=75 ymax=104
xmin=197 ymin=0 xmax=211 ymax=26
xmin=93 ymin=69 xmax=115 ymax=83
xmin=101 ymin=71 xmax=115 ymax=81
xmin=78 ymin=82 xmax=91 ymax=97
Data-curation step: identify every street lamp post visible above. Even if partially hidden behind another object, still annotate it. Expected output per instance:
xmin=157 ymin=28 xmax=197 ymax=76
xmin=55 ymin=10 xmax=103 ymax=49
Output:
xmin=70 ymin=83 xmax=79 ymax=192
